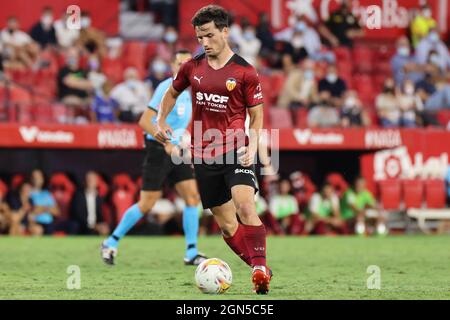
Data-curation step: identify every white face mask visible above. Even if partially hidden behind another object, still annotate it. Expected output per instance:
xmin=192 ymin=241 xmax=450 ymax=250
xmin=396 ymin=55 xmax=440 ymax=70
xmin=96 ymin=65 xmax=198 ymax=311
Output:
xmin=345 ymin=97 xmax=356 ymax=108
xmin=423 ymin=9 xmax=432 ymax=18
xmin=398 ymin=47 xmax=410 ymax=57
xmin=81 ymin=17 xmax=91 ymax=29
xmin=429 ymin=31 xmax=440 ymax=42
xmin=41 ymin=15 xmax=53 ymax=28
xmin=152 ymin=61 xmax=167 ymax=74
xmin=405 ymin=85 xmax=415 ymax=95
xmin=292 ymin=36 xmax=304 ymax=49
xmin=326 ymin=73 xmax=338 ymax=83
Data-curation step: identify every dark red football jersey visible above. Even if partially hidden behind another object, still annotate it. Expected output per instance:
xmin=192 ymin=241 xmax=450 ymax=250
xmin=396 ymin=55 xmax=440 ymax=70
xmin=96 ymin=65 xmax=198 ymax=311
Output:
xmin=172 ymin=53 xmax=264 ymax=159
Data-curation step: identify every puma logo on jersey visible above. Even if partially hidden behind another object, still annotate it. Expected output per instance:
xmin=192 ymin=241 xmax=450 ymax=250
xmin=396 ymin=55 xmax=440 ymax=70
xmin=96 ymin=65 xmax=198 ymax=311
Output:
xmin=196 ymin=92 xmax=229 ymax=104
xmin=194 ymin=76 xmax=203 ymax=84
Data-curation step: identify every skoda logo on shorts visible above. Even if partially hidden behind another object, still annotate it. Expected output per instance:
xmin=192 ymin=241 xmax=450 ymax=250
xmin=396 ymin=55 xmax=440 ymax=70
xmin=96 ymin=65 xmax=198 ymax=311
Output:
xmin=235 ymin=168 xmax=254 ymax=175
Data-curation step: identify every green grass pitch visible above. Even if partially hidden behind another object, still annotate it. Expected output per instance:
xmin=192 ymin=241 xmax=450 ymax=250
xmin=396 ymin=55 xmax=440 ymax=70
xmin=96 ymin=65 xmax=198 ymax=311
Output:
xmin=0 ymin=235 xmax=449 ymax=300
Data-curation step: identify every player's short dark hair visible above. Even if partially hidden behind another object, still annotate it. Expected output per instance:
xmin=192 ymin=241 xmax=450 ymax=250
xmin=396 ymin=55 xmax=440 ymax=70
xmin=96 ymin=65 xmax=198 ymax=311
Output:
xmin=191 ymin=5 xmax=229 ymax=30
xmin=173 ymin=49 xmax=191 ymax=61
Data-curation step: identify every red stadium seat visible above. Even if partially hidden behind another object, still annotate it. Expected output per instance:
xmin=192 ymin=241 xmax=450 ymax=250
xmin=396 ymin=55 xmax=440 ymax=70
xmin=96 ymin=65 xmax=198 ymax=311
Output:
xmin=112 ymin=173 xmax=137 ymax=195
xmin=378 ymin=179 xmax=401 ymax=210
xmin=437 ymin=110 xmax=450 ymax=128
xmin=333 ymin=46 xmax=352 ymax=62
xmin=112 ymin=190 xmax=135 ymax=222
xmin=352 ymin=47 xmax=374 ymax=73
xmin=96 ymin=175 xmax=110 ymax=198
xmin=49 ymin=173 xmax=76 ymax=219
xmin=424 ymin=179 xmax=446 ymax=208
xmin=10 ymin=174 xmax=25 ymax=190
xmin=294 ymin=108 xmax=308 ymax=128
xmin=102 ymin=57 xmax=124 ymax=84
xmin=269 ymin=108 xmax=293 ymax=129
xmin=402 ymin=179 xmax=424 ymax=209
xmin=326 ymin=172 xmax=349 ymax=197
xmin=123 ymin=41 xmax=147 ymax=78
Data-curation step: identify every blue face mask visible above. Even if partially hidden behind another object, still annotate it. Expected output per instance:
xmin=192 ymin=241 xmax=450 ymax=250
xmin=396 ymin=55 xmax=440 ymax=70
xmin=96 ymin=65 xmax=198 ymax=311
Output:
xmin=429 ymin=32 xmax=440 ymax=42
xmin=398 ymin=47 xmax=410 ymax=57
xmin=304 ymin=70 xmax=315 ymax=80
xmin=243 ymin=31 xmax=255 ymax=41
xmin=164 ymin=32 xmax=177 ymax=43
xmin=295 ymin=21 xmax=307 ymax=33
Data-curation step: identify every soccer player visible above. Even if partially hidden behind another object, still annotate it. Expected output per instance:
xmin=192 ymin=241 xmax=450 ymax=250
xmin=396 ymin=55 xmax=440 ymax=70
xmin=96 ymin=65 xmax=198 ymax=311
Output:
xmin=101 ymin=49 xmax=207 ymax=266
xmin=154 ymin=5 xmax=271 ymax=294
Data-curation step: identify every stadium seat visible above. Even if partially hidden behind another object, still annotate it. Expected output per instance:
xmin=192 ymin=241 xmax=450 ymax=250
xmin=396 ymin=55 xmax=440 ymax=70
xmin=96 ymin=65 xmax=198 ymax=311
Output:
xmin=123 ymin=41 xmax=147 ymax=78
xmin=402 ymin=179 xmax=424 ymax=209
xmin=326 ymin=172 xmax=349 ymax=197
xmin=294 ymin=108 xmax=308 ymax=128
xmin=437 ymin=110 xmax=450 ymax=128
xmin=269 ymin=108 xmax=293 ymax=129
xmin=10 ymin=174 xmax=25 ymax=191
xmin=378 ymin=179 xmax=402 ymax=210
xmin=102 ymin=57 xmax=124 ymax=84
xmin=112 ymin=189 xmax=135 ymax=222
xmin=352 ymin=46 xmax=374 ymax=73
xmin=49 ymin=173 xmax=76 ymax=219
xmin=112 ymin=173 xmax=137 ymax=195
xmin=333 ymin=46 xmax=352 ymax=62
xmin=96 ymin=175 xmax=110 ymax=198
xmin=424 ymin=179 xmax=446 ymax=209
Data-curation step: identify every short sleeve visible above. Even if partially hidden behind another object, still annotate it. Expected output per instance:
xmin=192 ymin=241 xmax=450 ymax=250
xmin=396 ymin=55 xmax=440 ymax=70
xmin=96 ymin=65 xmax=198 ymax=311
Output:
xmin=172 ymin=60 xmax=192 ymax=93
xmin=243 ymin=68 xmax=264 ymax=107
xmin=148 ymin=79 xmax=170 ymax=111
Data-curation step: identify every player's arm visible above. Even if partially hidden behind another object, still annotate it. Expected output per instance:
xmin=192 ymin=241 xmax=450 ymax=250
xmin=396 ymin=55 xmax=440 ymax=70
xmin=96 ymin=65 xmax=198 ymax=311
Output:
xmin=138 ymin=108 xmax=158 ymax=137
xmin=239 ymin=104 xmax=264 ymax=167
xmin=155 ymin=85 xmax=181 ymax=144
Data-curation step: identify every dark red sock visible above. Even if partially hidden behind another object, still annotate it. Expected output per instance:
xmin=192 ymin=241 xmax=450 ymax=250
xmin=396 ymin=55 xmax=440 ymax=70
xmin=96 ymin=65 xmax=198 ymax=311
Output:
xmin=223 ymin=224 xmax=252 ymax=266
xmin=243 ymin=224 xmax=267 ymax=268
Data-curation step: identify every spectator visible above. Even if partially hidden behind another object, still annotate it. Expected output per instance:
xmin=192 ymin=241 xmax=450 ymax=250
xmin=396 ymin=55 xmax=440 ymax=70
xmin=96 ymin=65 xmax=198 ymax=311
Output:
xmin=1 ymin=16 xmax=39 ymax=69
xmin=6 ymin=182 xmax=33 ymax=235
xmin=54 ymin=11 xmax=80 ymax=48
xmin=397 ymin=79 xmax=422 ymax=127
xmin=340 ymin=90 xmax=371 ymax=127
xmin=111 ymin=67 xmax=150 ymax=123
xmin=0 ymin=190 xmax=11 ymax=234
xmin=256 ymin=12 xmax=275 ymax=58
xmin=269 ymin=179 xmax=302 ymax=234
xmin=57 ymin=47 xmax=93 ymax=121
xmin=91 ymin=81 xmax=119 ymax=123
xmin=391 ymin=36 xmax=425 ymax=86
xmin=149 ymin=198 xmax=178 ymax=234
xmin=70 ymin=171 xmax=110 ymax=235
xmin=410 ymin=4 xmax=437 ymax=48
xmin=340 ymin=177 xmax=386 ymax=235
xmin=307 ymin=183 xmax=346 ymax=235
xmin=28 ymin=169 xmax=60 ymax=235
xmin=376 ymin=78 xmax=401 ymax=127
xmin=86 ymin=54 xmax=106 ymax=90
xmin=318 ymin=64 xmax=347 ymax=106
xmin=307 ymin=91 xmax=340 ymax=127
xmin=235 ymin=24 xmax=261 ymax=67
xmin=30 ymin=6 xmax=57 ymax=49
xmin=323 ymin=0 xmax=364 ymax=47
xmin=157 ymin=26 xmax=179 ymax=63
xmin=275 ymin=15 xmax=335 ymax=65
xmin=77 ymin=11 xmax=106 ymax=57
xmin=145 ymin=57 xmax=169 ymax=93
xmin=415 ymin=28 xmax=450 ymax=73
xmin=416 ymin=64 xmax=450 ymax=112
xmin=277 ymin=58 xmax=318 ymax=108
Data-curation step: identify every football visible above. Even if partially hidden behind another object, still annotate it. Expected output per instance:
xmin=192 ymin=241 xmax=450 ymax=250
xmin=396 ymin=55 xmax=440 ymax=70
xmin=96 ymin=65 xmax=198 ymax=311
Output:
xmin=194 ymin=258 xmax=233 ymax=294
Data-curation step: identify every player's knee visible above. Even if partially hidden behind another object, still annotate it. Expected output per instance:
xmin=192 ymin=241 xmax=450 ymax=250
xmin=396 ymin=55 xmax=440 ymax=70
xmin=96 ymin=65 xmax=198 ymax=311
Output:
xmin=138 ymin=197 xmax=158 ymax=214
xmin=236 ymin=202 xmax=256 ymax=221
xmin=184 ymin=193 xmax=200 ymax=207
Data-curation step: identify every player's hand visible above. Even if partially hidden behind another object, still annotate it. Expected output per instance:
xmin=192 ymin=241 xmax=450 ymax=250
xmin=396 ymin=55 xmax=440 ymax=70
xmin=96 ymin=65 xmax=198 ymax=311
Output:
xmin=155 ymin=121 xmax=173 ymax=145
xmin=164 ymin=143 xmax=181 ymax=158
xmin=237 ymin=146 xmax=256 ymax=167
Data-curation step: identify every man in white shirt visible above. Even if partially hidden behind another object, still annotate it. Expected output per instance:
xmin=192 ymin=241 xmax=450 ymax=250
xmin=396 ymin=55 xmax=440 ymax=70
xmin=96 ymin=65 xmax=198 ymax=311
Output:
xmin=110 ymin=67 xmax=150 ymax=122
xmin=54 ymin=11 xmax=80 ymax=48
xmin=1 ymin=16 xmax=38 ymax=68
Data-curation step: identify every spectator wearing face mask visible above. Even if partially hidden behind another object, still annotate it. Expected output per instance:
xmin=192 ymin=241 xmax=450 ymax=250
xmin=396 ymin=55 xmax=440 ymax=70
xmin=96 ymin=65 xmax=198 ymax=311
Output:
xmin=277 ymin=58 xmax=318 ymax=109
xmin=307 ymin=91 xmax=341 ymax=128
xmin=87 ymin=55 xmax=106 ymax=91
xmin=77 ymin=11 xmax=106 ymax=57
xmin=30 ymin=6 xmax=57 ymax=49
xmin=110 ymin=67 xmax=150 ymax=123
xmin=255 ymin=12 xmax=275 ymax=58
xmin=416 ymin=28 xmax=450 ymax=73
xmin=235 ymin=25 xmax=261 ymax=67
xmin=416 ymin=62 xmax=450 ymax=113
xmin=57 ymin=47 xmax=94 ymax=121
xmin=91 ymin=81 xmax=119 ymax=123
xmin=157 ymin=26 xmax=179 ymax=63
xmin=318 ymin=64 xmax=347 ymax=107
xmin=410 ymin=4 xmax=437 ymax=48
xmin=376 ymin=78 xmax=401 ymax=127
xmin=391 ymin=36 xmax=425 ymax=86
xmin=54 ymin=10 xmax=80 ymax=48
xmin=397 ymin=79 xmax=422 ymax=127
xmin=145 ymin=57 xmax=169 ymax=92
xmin=340 ymin=90 xmax=370 ymax=127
